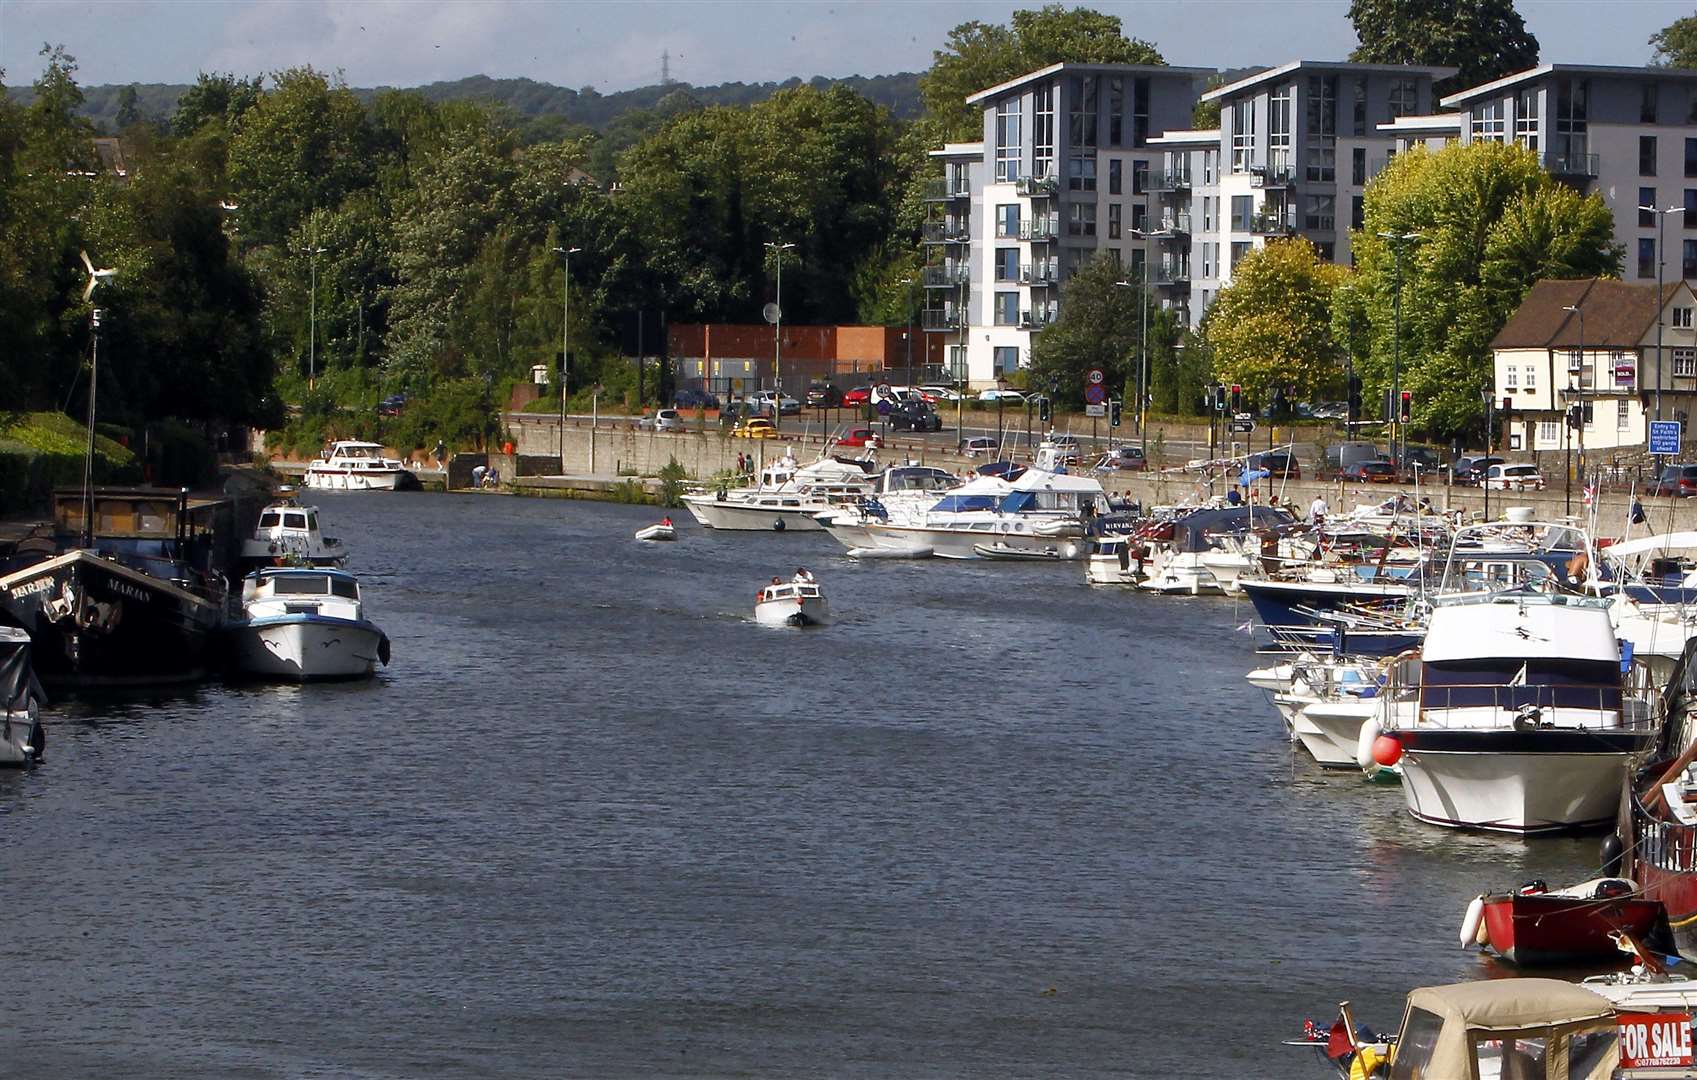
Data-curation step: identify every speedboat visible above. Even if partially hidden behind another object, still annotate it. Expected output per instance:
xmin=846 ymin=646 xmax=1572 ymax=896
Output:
xmin=754 ymin=579 xmax=829 ymax=627
xmin=0 ymin=626 xmax=46 ymax=766
xmin=817 ymin=468 xmax=1104 ymax=560
xmin=232 ymin=567 xmax=391 ymax=680
xmin=680 ymin=454 xmax=874 ymax=531
xmin=635 ymin=519 xmax=677 ymax=542
xmin=239 ymin=496 xmax=348 ymax=569
xmin=304 ymin=441 xmax=410 ymax=491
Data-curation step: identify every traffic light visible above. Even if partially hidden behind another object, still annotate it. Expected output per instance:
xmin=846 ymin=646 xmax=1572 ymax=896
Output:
xmin=1230 ymin=383 xmax=1242 ymax=412
xmin=1347 ymin=374 xmax=1362 ymax=423
xmin=1038 ymin=396 xmax=1052 ymax=423
xmin=1110 ymin=399 xmax=1122 ymax=427
xmin=1566 ymin=403 xmax=1583 ymax=430
xmin=1271 ymin=385 xmax=1288 ymax=421
xmin=1213 ymin=383 xmax=1227 ymax=412
xmin=1399 ymin=390 xmax=1412 ymax=422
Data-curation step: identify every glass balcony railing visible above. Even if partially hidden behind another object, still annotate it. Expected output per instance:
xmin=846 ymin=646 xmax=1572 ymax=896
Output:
xmin=1250 ymin=209 xmax=1297 ymax=235
xmin=1015 ymin=175 xmax=1059 ymax=198
xmin=1019 ymin=217 xmax=1060 ymax=241
xmin=1020 ymin=262 xmax=1057 ymax=285
xmin=922 ymin=220 xmax=971 ymax=243
xmin=1150 ymin=171 xmax=1192 ymax=192
xmin=921 ymin=308 xmax=963 ymax=330
xmin=924 ymin=178 xmax=973 ymax=201
xmin=1546 ymin=152 xmax=1599 ymax=178
xmin=922 ymin=264 xmax=969 ymax=287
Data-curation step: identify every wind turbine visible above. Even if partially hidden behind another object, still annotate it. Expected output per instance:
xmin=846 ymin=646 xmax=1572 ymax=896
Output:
xmin=79 ymin=249 xmax=116 ymax=302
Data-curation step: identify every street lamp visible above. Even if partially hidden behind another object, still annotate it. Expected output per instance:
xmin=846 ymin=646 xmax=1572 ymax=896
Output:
xmin=1637 ymin=203 xmax=1686 ymax=428
xmin=1378 ymin=230 xmax=1420 ymax=467
xmin=1115 ymin=272 xmax=1148 ymax=450
xmin=1480 ymin=388 xmax=1494 ymax=522
xmin=305 ymin=243 xmax=327 ymax=387
xmin=766 ymin=240 xmax=796 ymax=433
xmin=1563 ymin=302 xmax=1585 ymax=515
xmin=554 ymin=244 xmax=581 ymax=473
xmin=900 ymin=275 xmax=915 ymax=389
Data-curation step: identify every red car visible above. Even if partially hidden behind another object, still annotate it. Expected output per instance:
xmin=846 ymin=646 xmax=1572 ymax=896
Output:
xmin=836 ymin=426 xmax=882 ymax=449
xmin=843 ymin=385 xmax=873 ymax=407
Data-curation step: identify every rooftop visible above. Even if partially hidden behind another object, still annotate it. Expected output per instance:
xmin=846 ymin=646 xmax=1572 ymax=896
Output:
xmin=1376 ymin=113 xmax=1463 ymax=135
xmin=1200 ymin=60 xmax=1455 ymax=103
xmin=1148 ymin=128 xmax=1221 ymax=147
xmin=1442 ymin=63 xmax=1697 ymax=108
xmin=966 ymin=61 xmax=1214 ymax=106
xmin=1491 ymin=278 xmax=1689 ymax=351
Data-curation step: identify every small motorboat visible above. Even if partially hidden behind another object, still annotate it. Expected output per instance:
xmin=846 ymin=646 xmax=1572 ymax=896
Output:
xmin=635 ymin=518 xmax=677 ymax=542
xmin=239 ymin=494 xmax=349 ymax=569
xmin=1459 ymin=878 xmax=1671 ymax=967
xmin=0 ymin=626 xmax=47 ymax=766
xmin=846 ymin=545 xmax=932 ymax=559
xmin=304 ymin=440 xmax=410 ymax=491
xmin=973 ymin=542 xmax=1068 ymax=560
xmin=232 ymin=567 xmax=391 ymax=680
xmin=754 ymin=578 xmax=830 ymax=627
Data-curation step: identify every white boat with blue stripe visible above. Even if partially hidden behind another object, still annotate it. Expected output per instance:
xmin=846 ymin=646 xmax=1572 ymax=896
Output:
xmin=233 ymin=568 xmax=391 ymax=681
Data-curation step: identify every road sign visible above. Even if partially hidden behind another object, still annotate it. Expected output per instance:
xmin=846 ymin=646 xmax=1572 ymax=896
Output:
xmin=1229 ymin=418 xmax=1256 ymax=433
xmin=1085 ymin=403 xmax=1106 ymax=417
xmin=1087 ymin=368 xmax=1105 ymax=385
xmin=1651 ymin=419 xmax=1683 ymax=455
xmin=1083 ymin=382 xmax=1107 ymax=405
xmin=875 ymin=382 xmax=894 ymax=401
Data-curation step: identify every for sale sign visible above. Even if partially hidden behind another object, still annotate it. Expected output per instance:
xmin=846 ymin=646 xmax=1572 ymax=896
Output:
xmin=1619 ymin=1012 xmax=1694 ymax=1068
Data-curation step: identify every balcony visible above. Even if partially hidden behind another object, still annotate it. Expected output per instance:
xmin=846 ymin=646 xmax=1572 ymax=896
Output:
xmin=1152 ymin=263 xmax=1190 ymax=285
xmin=1150 ymin=170 xmax=1192 ymax=192
xmin=1250 ymin=166 xmax=1297 ymax=189
xmin=1020 ymin=261 xmax=1058 ymax=285
xmin=922 ymin=264 xmax=969 ymax=287
xmin=1546 ymin=151 xmax=1599 ymax=178
xmin=1015 ymin=175 xmax=1059 ymax=198
xmin=1019 ymin=217 xmax=1060 ymax=242
xmin=1148 ymin=213 xmax=1191 ymax=238
xmin=1018 ymin=306 xmax=1058 ymax=329
xmin=921 ymin=307 xmax=963 ymax=331
xmin=922 ymin=219 xmax=971 ymax=243
xmin=1250 ymin=209 xmax=1297 ymax=235
xmin=923 ymin=178 xmax=972 ymax=201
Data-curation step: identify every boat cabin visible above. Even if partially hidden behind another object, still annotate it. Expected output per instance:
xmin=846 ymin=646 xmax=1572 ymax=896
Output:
xmin=1384 ymin=978 xmax=1619 ymax=1079
xmin=242 ymin=567 xmax=363 ymax=609
xmin=51 ymin=486 xmax=233 ymax=581
xmin=759 ymin=581 xmax=822 ymax=604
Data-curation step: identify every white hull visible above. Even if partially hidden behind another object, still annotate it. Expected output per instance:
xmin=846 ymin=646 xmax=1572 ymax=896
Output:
xmin=846 ymin=521 xmax=1083 ymax=560
xmin=1246 ymin=663 xmax=1295 ymax=694
xmin=1294 ymin=700 xmax=1376 ymax=768
xmin=304 ymin=468 xmax=402 ymax=491
xmin=235 ymin=618 xmax=383 ymax=680
xmin=1198 ymin=551 xmax=1255 ymax=594
xmin=0 ymin=712 xmax=42 ymax=766
xmin=1140 ymin=552 xmax=1222 ymax=595
xmin=634 ymin=524 xmax=677 ymax=541
xmin=1085 ymin=554 xmax=1141 ymax=585
xmin=1398 ymin=748 xmax=1634 ymax=834
xmin=682 ymin=497 xmax=825 ymax=531
xmin=754 ymin=596 xmax=831 ymax=627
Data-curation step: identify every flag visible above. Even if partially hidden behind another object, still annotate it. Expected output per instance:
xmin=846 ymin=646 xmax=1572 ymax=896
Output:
xmin=1326 ymin=1018 xmax=1354 ymax=1060
xmin=1583 ymin=482 xmax=1598 ymax=510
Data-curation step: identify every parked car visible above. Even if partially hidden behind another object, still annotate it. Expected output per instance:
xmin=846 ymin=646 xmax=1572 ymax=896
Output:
xmin=1483 ymin=462 xmax=1545 ymax=491
xmin=1324 ymin=441 xmax=1382 ymax=477
xmin=836 ymin=425 xmax=882 ymax=449
xmin=1248 ymin=451 xmax=1300 ymax=479
xmin=1102 ymin=445 xmax=1147 ymax=471
xmin=959 ymin=436 xmax=999 ymax=457
xmin=1311 ymin=401 xmax=1349 ymax=420
xmin=1342 ymin=459 xmax=1399 ymax=483
xmin=919 ymin=384 xmax=964 ymax=402
xmin=978 ymin=388 xmax=1026 ymax=403
xmin=889 ymin=402 xmax=943 ymax=432
xmin=731 ymin=417 xmax=778 ymax=439
xmin=843 ymin=385 xmax=873 ymax=407
xmin=673 ymin=388 xmax=721 ymax=410
xmin=1650 ymin=463 xmax=1697 ymax=497
xmin=651 ymin=408 xmax=683 ymax=433
xmin=376 ymin=393 xmax=408 ymax=417
xmin=1398 ymin=446 xmax=1443 ymax=473
xmin=748 ymin=390 xmax=801 ymax=416
xmin=805 ymin=383 xmax=843 ymax=408
xmin=1452 ymin=455 xmax=1505 ymax=486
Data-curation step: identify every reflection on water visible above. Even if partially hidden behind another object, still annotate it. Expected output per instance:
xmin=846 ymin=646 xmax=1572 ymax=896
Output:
xmin=0 ymin=492 xmax=1606 ymax=1077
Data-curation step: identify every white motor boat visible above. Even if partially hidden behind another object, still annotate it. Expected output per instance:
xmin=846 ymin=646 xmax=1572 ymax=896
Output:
xmin=239 ymin=497 xmax=349 ymax=569
xmin=0 ymin=626 xmax=46 ymax=766
xmin=754 ymin=579 xmax=830 ymax=627
xmin=1139 ymin=505 xmax=1297 ymax=595
xmin=232 ymin=568 xmax=391 ymax=680
xmin=818 ymin=468 xmax=1103 ymax=560
xmin=304 ymin=441 xmax=410 ymax=491
xmin=681 ymin=454 xmax=874 ymax=531
xmin=1365 ymin=524 xmax=1661 ymax=834
xmin=635 ymin=520 xmax=677 ymax=542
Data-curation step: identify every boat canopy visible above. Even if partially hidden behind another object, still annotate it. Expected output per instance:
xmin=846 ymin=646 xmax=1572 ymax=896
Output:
xmin=1423 ymin=597 xmax=1619 ymax=664
xmin=1169 ymin=506 xmax=1295 ymax=553
xmin=1394 ymin=978 xmax=1616 ymax=1080
xmin=877 ymin=466 xmax=957 ymax=493
xmin=929 ymin=475 xmax=1012 ymax=512
xmin=1009 ymin=469 xmax=1105 ymax=495
xmin=1606 ymin=531 xmax=1697 ymax=561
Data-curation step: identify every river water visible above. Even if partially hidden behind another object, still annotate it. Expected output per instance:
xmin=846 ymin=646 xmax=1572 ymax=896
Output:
xmin=0 ymin=492 xmax=1603 ymax=1078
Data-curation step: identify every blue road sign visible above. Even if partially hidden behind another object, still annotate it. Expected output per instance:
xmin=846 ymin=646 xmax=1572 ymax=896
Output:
xmin=875 ymin=398 xmax=893 ymax=415
xmin=1651 ymin=420 xmax=1682 ymax=455
xmin=1083 ymin=383 xmax=1107 ymax=405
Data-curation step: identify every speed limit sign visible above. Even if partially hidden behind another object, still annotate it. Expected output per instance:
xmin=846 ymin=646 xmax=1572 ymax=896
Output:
xmin=1087 ymin=368 xmax=1105 ymax=385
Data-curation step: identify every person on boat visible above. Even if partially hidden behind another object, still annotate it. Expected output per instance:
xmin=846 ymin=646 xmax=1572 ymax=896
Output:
xmin=1309 ymin=493 xmax=1328 ymax=524
xmin=792 ymin=567 xmax=814 ymax=584
xmin=1226 ymin=487 xmax=1242 ymax=506
xmin=661 ymin=516 xmax=672 ymax=527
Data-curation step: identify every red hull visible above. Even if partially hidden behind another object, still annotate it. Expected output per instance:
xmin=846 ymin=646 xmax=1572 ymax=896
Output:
xmin=1638 ymin=860 xmax=1697 ymax=957
xmin=1482 ymin=892 xmax=1665 ymax=966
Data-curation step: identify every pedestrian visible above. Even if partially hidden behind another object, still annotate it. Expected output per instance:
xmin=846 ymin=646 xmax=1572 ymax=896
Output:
xmin=433 ymin=439 xmax=446 ymax=470
xmin=1309 ymin=493 xmax=1329 ymax=525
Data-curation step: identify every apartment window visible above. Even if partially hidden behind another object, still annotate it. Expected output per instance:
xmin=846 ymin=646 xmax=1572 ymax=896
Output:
xmin=1107 ymin=77 xmax=1124 ymax=146
xmin=1067 ymin=202 xmax=1096 ymax=237
xmin=1068 ymin=156 xmax=1096 ymax=192
xmin=1231 ymin=102 xmax=1255 ymax=173
xmin=1351 ymin=195 xmax=1364 ymax=230
xmin=1524 ymin=365 xmax=1536 ymax=390
xmin=994 ymin=291 xmax=1019 ymax=326
xmin=994 ymin=346 xmax=1020 ymax=376
xmin=1201 ymin=242 xmax=1215 ymax=278
xmin=1270 ymin=82 xmax=1294 ymax=178
xmin=1514 ymin=89 xmax=1538 ymax=151
xmin=1315 ymin=242 xmax=1335 ymax=262
xmin=1686 ymin=241 xmax=1697 ymax=279
xmin=1108 ymin=158 xmax=1122 ymax=195
xmin=1230 ymin=241 xmax=1251 ymax=270
xmin=1388 ymin=78 xmax=1418 ymax=119
xmin=1306 ymin=76 xmax=1337 ymax=181
xmin=1505 ymin=365 xmax=1518 ymax=390
xmin=1132 ymin=160 xmax=1148 ymax=195
xmin=1677 ymin=348 xmax=1697 ymax=377
xmin=1642 ymin=189 xmax=1658 ymax=228
xmin=1033 ymin=84 xmax=1056 ymax=179
xmin=1641 ymin=237 xmax=1657 ymax=279
xmin=1644 ymin=82 xmax=1660 ymax=124
xmin=1642 ymin=135 xmax=1659 ymax=177
xmin=996 ymin=204 xmax=1020 ymax=238
xmin=1687 ymin=137 xmax=1697 ymax=177
xmin=1131 ymin=203 xmax=1148 ymax=233
xmin=1203 ymin=150 xmax=1216 ymax=185
xmin=1202 ymin=196 xmax=1216 ymax=232
xmin=1686 ymin=189 xmax=1697 ymax=225
xmin=995 ymin=247 xmax=1018 ymax=282
xmin=1231 ymin=195 xmax=1253 ymax=232
xmin=1305 ymin=194 xmax=1335 ymax=231
xmin=1554 ymin=78 xmax=1588 ymax=169
xmin=1619 ymin=398 xmax=1632 ymax=432
xmin=1352 ymin=77 xmax=1367 ymax=136
xmin=1069 ymin=75 xmax=1098 ymax=149
xmin=1108 ymin=204 xmax=1122 ymax=240
xmin=1676 ymin=306 xmax=1695 ymax=329
xmin=1352 ymin=147 xmax=1366 ymax=186
xmin=1471 ymin=99 xmax=1505 ymax=143
xmin=995 ymin=99 xmax=1022 ymax=182
xmin=1133 ymin=76 xmax=1151 ymax=147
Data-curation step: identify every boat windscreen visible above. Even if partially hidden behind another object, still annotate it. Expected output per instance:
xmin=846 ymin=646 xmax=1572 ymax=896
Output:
xmin=1420 ymin=658 xmax=1622 ymax=710
xmin=271 ymin=575 xmax=331 ymax=595
xmin=931 ymin=494 xmax=1000 ymax=512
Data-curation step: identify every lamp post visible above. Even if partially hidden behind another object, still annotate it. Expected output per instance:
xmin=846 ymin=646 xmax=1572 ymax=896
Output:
xmin=901 ymin=275 xmax=915 ymax=389
xmin=553 ymin=245 xmax=581 ymax=472
xmin=1481 ymin=388 xmax=1494 ymax=523
xmin=1563 ymin=302 xmax=1586 ymax=516
xmin=1378 ymin=230 xmax=1420 ymax=466
xmin=1115 ymin=272 xmax=1148 ymax=449
xmin=765 ymin=240 xmax=796 ymax=433
xmin=1639 ymin=204 xmax=1687 ymax=423
xmin=305 ymin=243 xmax=327 ymax=387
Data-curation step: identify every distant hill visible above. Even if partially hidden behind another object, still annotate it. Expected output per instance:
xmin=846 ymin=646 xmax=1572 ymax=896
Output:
xmin=3 ymin=71 xmax=925 ymax=133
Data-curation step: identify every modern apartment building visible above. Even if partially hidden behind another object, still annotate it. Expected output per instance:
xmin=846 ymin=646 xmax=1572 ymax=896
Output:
xmin=1442 ymin=64 xmax=1697 ymax=284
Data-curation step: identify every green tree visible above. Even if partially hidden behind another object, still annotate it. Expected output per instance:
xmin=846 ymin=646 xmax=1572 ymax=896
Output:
xmin=113 ymin=85 xmax=142 ymax=130
xmin=1028 ymin=255 xmax=1145 ymax=405
xmin=1348 ymin=141 xmax=1619 ymax=439
xmin=1348 ymin=0 xmax=1538 ymax=92
xmin=171 ymin=72 xmax=263 ymax=137
xmin=921 ymin=5 xmax=1165 ymax=141
xmin=1650 ymin=14 xmax=1697 ymax=68
xmin=1202 ymin=239 xmax=1350 ymax=405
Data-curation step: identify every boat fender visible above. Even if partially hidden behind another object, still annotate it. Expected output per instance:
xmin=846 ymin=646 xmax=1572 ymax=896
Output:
xmin=1594 ymin=878 xmax=1634 ymax=900
xmin=1356 ymin=715 xmax=1383 ymax=775
xmin=378 ymin=634 xmax=391 ymax=667
xmin=29 ymin=720 xmax=44 ymax=761
xmin=772 ymin=518 xmax=785 ymax=531
xmin=1600 ymin=833 xmax=1626 ymax=879
xmin=1459 ymin=894 xmax=1487 ymax=949
xmin=1516 ymin=880 xmax=1548 ymax=896
xmin=1118 ymin=544 xmax=1130 ymax=571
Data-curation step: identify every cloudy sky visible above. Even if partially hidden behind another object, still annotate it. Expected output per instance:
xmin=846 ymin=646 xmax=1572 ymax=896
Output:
xmin=1 ymin=0 xmax=1690 ymax=91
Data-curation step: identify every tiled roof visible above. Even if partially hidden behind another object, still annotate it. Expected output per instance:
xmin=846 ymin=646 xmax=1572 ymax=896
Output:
xmin=1491 ymin=278 xmax=1684 ymax=350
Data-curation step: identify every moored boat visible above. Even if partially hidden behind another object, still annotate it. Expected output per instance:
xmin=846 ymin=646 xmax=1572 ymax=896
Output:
xmin=0 ymin=626 xmax=46 ymax=766
xmin=304 ymin=441 xmax=410 ymax=491
xmin=231 ymin=567 xmax=390 ymax=680
xmin=1459 ymin=878 xmax=1669 ymax=967
xmin=239 ymin=496 xmax=348 ymax=569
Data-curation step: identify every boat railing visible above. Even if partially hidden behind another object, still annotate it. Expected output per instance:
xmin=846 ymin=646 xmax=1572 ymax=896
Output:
xmin=1638 ymin=809 xmax=1697 ymax=873
xmin=1397 ymin=682 xmax=1658 ymax=728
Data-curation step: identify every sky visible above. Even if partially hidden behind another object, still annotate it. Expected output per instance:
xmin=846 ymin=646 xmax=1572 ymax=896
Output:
xmin=1 ymin=0 xmax=1692 ymax=92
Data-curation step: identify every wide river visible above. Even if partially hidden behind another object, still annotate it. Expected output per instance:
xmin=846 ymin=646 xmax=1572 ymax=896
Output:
xmin=1 ymin=492 xmax=1603 ymax=1078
